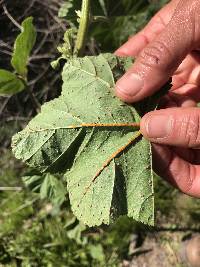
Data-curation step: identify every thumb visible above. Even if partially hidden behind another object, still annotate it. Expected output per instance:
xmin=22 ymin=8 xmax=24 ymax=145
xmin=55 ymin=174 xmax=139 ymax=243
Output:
xmin=115 ymin=0 xmax=199 ymax=103
xmin=140 ymin=107 xmax=200 ymax=148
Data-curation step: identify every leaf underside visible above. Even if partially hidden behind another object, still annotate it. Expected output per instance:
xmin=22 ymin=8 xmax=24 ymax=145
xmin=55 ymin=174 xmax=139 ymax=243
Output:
xmin=12 ymin=53 xmax=154 ymax=226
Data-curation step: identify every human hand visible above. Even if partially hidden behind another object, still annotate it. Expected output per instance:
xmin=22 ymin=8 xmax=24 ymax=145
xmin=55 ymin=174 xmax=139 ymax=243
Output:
xmin=115 ymin=0 xmax=200 ymax=197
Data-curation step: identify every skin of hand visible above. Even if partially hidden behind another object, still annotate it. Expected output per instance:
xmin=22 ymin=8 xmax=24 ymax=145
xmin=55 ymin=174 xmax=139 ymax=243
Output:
xmin=115 ymin=0 xmax=200 ymax=197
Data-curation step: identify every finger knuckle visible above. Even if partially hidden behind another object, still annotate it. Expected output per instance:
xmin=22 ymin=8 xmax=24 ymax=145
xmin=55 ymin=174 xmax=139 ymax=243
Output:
xmin=138 ymin=40 xmax=173 ymax=71
xmin=169 ymin=159 xmax=195 ymax=195
xmin=176 ymin=113 xmax=200 ymax=147
xmin=187 ymin=165 xmax=196 ymax=193
xmin=180 ymin=165 xmax=195 ymax=194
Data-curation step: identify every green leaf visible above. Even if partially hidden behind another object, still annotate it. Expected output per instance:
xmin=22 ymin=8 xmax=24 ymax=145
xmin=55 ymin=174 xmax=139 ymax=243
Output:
xmin=98 ymin=0 xmax=107 ymax=16
xmin=12 ymin=54 xmax=154 ymax=227
xmin=88 ymin=244 xmax=105 ymax=262
xmin=91 ymin=0 xmax=168 ymax=51
xmin=11 ymin=17 xmax=36 ymax=78
xmin=40 ymin=174 xmax=66 ymax=206
xmin=22 ymin=174 xmax=44 ymax=193
xmin=58 ymin=2 xmax=71 ymax=18
xmin=23 ymin=173 xmax=66 ymax=206
xmin=66 ymin=221 xmax=87 ymax=244
xmin=58 ymin=0 xmax=81 ymax=19
xmin=58 ymin=0 xmax=108 ymax=20
xmin=0 ymin=69 xmax=25 ymax=96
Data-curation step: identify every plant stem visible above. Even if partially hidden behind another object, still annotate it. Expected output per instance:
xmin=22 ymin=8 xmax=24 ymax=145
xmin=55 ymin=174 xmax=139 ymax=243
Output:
xmin=74 ymin=0 xmax=91 ymax=56
xmin=0 ymin=187 xmax=22 ymax=191
xmin=2 ymin=4 xmax=22 ymax=30
xmin=21 ymin=78 xmax=41 ymax=113
xmin=26 ymin=85 xmax=41 ymax=113
xmin=92 ymin=16 xmax=108 ymax=23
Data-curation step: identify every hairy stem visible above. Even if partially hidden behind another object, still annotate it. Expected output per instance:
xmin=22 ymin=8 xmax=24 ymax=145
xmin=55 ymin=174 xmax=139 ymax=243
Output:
xmin=74 ymin=0 xmax=91 ymax=56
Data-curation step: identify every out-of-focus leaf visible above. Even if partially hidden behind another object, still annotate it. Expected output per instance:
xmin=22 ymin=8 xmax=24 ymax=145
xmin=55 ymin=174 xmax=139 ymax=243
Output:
xmin=104 ymin=0 xmax=148 ymax=16
xmin=67 ymin=222 xmax=87 ymax=244
xmin=88 ymin=244 xmax=105 ymax=262
xmin=58 ymin=0 xmax=81 ymax=19
xmin=23 ymin=173 xmax=66 ymax=206
xmin=22 ymin=174 xmax=44 ymax=193
xmin=58 ymin=0 xmax=108 ymax=20
xmin=98 ymin=0 xmax=107 ymax=16
xmin=11 ymin=17 xmax=36 ymax=78
xmin=0 ymin=69 xmax=25 ymax=96
xmin=40 ymin=174 xmax=66 ymax=206
xmin=91 ymin=0 xmax=169 ymax=51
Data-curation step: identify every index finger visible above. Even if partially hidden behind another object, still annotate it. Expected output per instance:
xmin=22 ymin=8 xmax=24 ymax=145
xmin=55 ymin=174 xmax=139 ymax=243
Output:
xmin=115 ymin=0 xmax=196 ymax=103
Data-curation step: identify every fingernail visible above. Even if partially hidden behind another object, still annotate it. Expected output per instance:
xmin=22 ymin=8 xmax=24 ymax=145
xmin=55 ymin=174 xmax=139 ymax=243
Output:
xmin=116 ymin=73 xmax=144 ymax=97
xmin=145 ymin=115 xmax=173 ymax=139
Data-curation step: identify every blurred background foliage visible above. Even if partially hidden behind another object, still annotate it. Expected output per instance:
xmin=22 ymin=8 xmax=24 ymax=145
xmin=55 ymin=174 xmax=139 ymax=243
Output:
xmin=1 ymin=0 xmax=200 ymax=266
